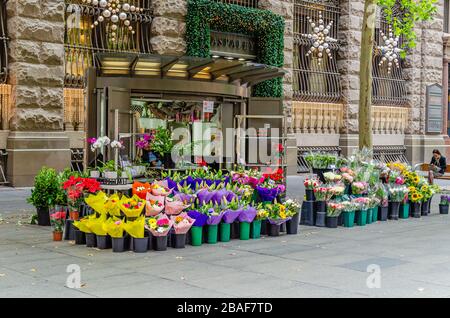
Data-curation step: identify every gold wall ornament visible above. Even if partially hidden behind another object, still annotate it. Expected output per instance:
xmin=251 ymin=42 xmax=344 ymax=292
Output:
xmin=302 ymin=12 xmax=337 ymax=66
xmin=377 ymin=25 xmax=402 ymax=74
xmin=86 ymin=0 xmax=144 ymax=41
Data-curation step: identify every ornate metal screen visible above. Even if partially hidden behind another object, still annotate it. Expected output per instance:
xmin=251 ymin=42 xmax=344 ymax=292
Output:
xmin=372 ymin=6 xmax=408 ymax=106
xmin=293 ymin=0 xmax=341 ymax=103
xmin=212 ymin=0 xmax=259 ymax=8
xmin=64 ymin=0 xmax=153 ymax=88
xmin=0 ymin=0 xmax=7 ymax=84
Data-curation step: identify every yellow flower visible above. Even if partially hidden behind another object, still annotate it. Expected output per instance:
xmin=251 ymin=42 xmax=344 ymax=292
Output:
xmin=279 ymin=204 xmax=286 ymax=214
xmin=148 ymin=218 xmax=157 ymax=229
xmin=280 ymin=211 xmax=287 ymax=219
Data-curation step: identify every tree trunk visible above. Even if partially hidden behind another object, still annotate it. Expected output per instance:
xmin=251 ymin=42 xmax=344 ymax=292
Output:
xmin=359 ymin=0 xmax=377 ymax=150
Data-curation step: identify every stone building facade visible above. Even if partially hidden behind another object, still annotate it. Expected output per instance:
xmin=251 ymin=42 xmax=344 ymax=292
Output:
xmin=0 ymin=0 xmax=448 ymax=185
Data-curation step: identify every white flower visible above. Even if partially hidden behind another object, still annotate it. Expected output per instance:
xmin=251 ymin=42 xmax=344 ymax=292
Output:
xmin=157 ymin=227 xmax=164 ymax=233
xmin=110 ymin=140 xmax=123 ymax=149
xmin=98 ymin=136 xmax=110 ymax=146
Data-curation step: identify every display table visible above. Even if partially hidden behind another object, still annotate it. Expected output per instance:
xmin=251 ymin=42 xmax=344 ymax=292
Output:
xmin=100 ymin=184 xmax=133 ymax=195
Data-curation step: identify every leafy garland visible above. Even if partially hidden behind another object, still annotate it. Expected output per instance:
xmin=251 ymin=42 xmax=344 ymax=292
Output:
xmin=185 ymin=0 xmax=284 ymax=98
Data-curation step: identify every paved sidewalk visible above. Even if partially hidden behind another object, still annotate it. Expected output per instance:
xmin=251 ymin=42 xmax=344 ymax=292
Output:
xmin=1 ymin=178 xmax=450 ymax=298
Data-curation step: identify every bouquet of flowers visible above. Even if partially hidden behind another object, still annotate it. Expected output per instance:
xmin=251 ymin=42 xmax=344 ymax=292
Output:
xmin=266 ymin=202 xmax=290 ymax=225
xmin=146 ymin=214 xmax=173 ymax=237
xmin=440 ymin=195 xmax=450 ymax=206
xmin=351 ymin=182 xmax=368 ymax=195
xmin=304 ymin=177 xmax=320 ymax=190
xmin=171 ymin=213 xmax=195 ymax=234
xmin=374 ymin=184 xmax=389 ymax=207
xmin=256 ymin=179 xmax=283 ymax=202
xmin=255 ymin=204 xmax=269 ymax=221
xmin=368 ymin=196 xmax=381 ymax=209
xmin=284 ymin=199 xmax=301 ymax=217
xmin=340 ymin=167 xmax=356 ymax=177
xmin=326 ymin=202 xmax=344 ymax=217
xmin=238 ymin=205 xmax=257 ymax=223
xmin=409 ymin=187 xmax=424 ymax=203
xmin=145 ymin=197 xmax=165 ymax=216
xmin=84 ymin=191 xmax=108 ymax=215
xmin=63 ymin=176 xmax=101 ymax=210
xmin=132 ymin=182 xmax=153 ymax=200
xmin=102 ymin=217 xmax=125 ymax=238
xmin=313 ymin=186 xmax=333 ymax=201
xmin=323 ymin=172 xmax=342 ymax=183
xmin=329 ymin=184 xmax=346 ymax=197
xmin=163 ymin=196 xmax=188 ymax=215
xmin=104 ymin=193 xmax=121 ymax=217
xmin=340 ymin=172 xmax=354 ymax=185
xmin=173 ymin=183 xmax=197 ymax=204
xmin=73 ymin=215 xmax=94 ymax=233
xmin=221 ymin=198 xmax=243 ymax=224
xmin=50 ymin=211 xmax=66 ymax=233
xmin=353 ymin=197 xmax=370 ymax=211
xmin=88 ymin=214 xmax=108 ymax=236
xmin=123 ymin=216 xmax=145 ymax=238
xmin=151 ymin=181 xmax=172 ymax=196
xmin=341 ymin=200 xmax=358 ymax=212
xmin=119 ymin=195 xmax=146 ymax=218
xmin=389 ymin=186 xmax=408 ymax=203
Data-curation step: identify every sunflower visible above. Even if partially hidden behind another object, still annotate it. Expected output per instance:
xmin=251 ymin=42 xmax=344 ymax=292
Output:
xmin=413 ymin=176 xmax=420 ymax=184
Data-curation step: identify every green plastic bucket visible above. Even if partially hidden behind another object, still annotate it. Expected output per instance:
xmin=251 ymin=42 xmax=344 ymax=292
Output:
xmin=190 ymin=226 xmax=203 ymax=246
xmin=250 ymin=220 xmax=262 ymax=239
xmin=343 ymin=211 xmax=355 ymax=228
xmin=207 ymin=224 xmax=218 ymax=244
xmin=240 ymin=222 xmax=251 ymax=240
xmin=372 ymin=207 xmax=379 ymax=223
xmin=400 ymin=203 xmax=409 ymax=219
xmin=357 ymin=210 xmax=367 ymax=226
xmin=219 ymin=223 xmax=231 ymax=242
xmin=366 ymin=208 xmax=373 ymax=224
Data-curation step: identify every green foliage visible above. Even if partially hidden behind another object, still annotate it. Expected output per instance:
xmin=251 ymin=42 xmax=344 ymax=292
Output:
xmin=378 ymin=0 xmax=437 ymax=52
xmin=186 ymin=0 xmax=284 ymax=97
xmin=305 ymin=152 xmax=337 ymax=169
xmin=27 ymin=167 xmax=60 ymax=208
xmin=152 ymin=127 xmax=175 ymax=156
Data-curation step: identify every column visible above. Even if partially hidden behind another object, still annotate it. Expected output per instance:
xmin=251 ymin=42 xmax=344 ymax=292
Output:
xmin=6 ymin=0 xmax=70 ymax=186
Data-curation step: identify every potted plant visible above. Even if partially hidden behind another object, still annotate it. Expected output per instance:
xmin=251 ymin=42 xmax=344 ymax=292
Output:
xmin=409 ymin=189 xmax=423 ymax=218
xmin=340 ymin=168 xmax=355 ymax=194
xmin=104 ymin=218 xmax=126 ymax=253
xmin=74 ymin=216 xmax=96 ymax=247
xmin=251 ymin=205 xmax=268 ymax=239
xmin=27 ymin=167 xmax=60 ymax=226
xmin=152 ymin=127 xmax=175 ymax=169
xmin=370 ymin=197 xmax=381 ymax=223
xmin=100 ymin=160 xmax=118 ymax=179
xmin=375 ymin=185 xmax=389 ymax=221
xmin=326 ymin=202 xmax=343 ymax=228
xmin=187 ymin=209 xmax=209 ymax=246
xmin=440 ymin=195 xmax=449 ymax=215
xmin=313 ymin=186 xmax=331 ymax=227
xmin=399 ymin=195 xmax=410 ymax=219
xmin=388 ymin=186 xmax=407 ymax=220
xmin=219 ymin=198 xmax=242 ymax=242
xmin=88 ymin=136 xmax=110 ymax=177
xmin=304 ymin=177 xmax=319 ymax=201
xmin=124 ymin=216 xmax=147 ymax=253
xmin=420 ymin=184 xmax=433 ymax=216
xmin=285 ymin=199 xmax=301 ymax=234
xmin=342 ymin=201 xmax=357 ymax=228
xmin=170 ymin=213 xmax=194 ymax=248
xmin=354 ymin=197 xmax=370 ymax=226
xmin=238 ymin=205 xmax=257 ymax=240
xmin=267 ymin=202 xmax=290 ymax=236
xmin=147 ymin=214 xmax=172 ymax=251
xmin=50 ymin=210 xmax=66 ymax=241
xmin=305 ymin=152 xmax=337 ymax=183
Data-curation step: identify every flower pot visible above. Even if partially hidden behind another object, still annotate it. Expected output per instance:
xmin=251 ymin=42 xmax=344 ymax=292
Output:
xmin=400 ymin=203 xmax=409 ymax=219
xmin=63 ymin=220 xmax=76 ymax=240
xmin=337 ymin=213 xmax=344 ymax=226
xmin=379 ymin=206 xmax=388 ymax=221
xmin=411 ymin=202 xmax=422 ymax=218
xmin=371 ymin=207 xmax=379 ymax=223
xmin=389 ymin=202 xmax=400 ymax=220
xmin=315 ymin=211 xmax=326 ymax=227
xmin=190 ymin=226 xmax=203 ymax=246
xmin=315 ymin=201 xmax=326 ymax=213
xmin=37 ymin=206 xmax=50 ymax=226
xmin=219 ymin=223 xmax=231 ymax=242
xmin=268 ymin=223 xmax=281 ymax=237
xmin=69 ymin=211 xmax=79 ymax=221
xmin=300 ymin=201 xmax=314 ymax=226
xmin=421 ymin=199 xmax=430 ymax=216
xmin=85 ymin=233 xmax=97 ymax=247
xmin=96 ymin=235 xmax=111 ymax=249
xmin=305 ymin=189 xmax=315 ymax=201
xmin=153 ymin=236 xmax=168 ymax=251
xmin=53 ymin=231 xmax=63 ymax=241
xmin=163 ymin=153 xmax=175 ymax=169
xmin=240 ymin=222 xmax=251 ymax=240
xmin=104 ymin=171 xmax=118 ymax=179
xmin=439 ymin=204 xmax=449 ymax=215
xmin=133 ymin=237 xmax=148 ymax=253
xmin=366 ymin=209 xmax=373 ymax=224
xmin=147 ymin=232 xmax=153 ymax=250
xmin=90 ymin=170 xmax=100 ymax=178
xmin=260 ymin=219 xmax=268 ymax=235
xmin=172 ymin=233 xmax=186 ymax=248
xmin=357 ymin=210 xmax=367 ymax=226
xmin=207 ymin=224 xmax=218 ymax=244
xmin=343 ymin=211 xmax=355 ymax=228
xmin=231 ymin=221 xmax=240 ymax=239
xmin=112 ymin=237 xmax=126 ymax=253
xmin=74 ymin=229 xmax=86 ymax=245
xmin=286 ymin=213 xmax=300 ymax=235
xmin=251 ymin=220 xmax=262 ymax=239
xmin=326 ymin=216 xmax=338 ymax=228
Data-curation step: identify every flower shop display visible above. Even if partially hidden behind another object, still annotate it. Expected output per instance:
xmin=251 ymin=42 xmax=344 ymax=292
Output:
xmin=146 ymin=196 xmax=165 ymax=216
xmin=369 ymin=197 xmax=381 ymax=223
xmin=266 ymin=202 xmax=290 ymax=236
xmin=170 ymin=213 xmax=194 ymax=248
xmin=354 ymin=197 xmax=370 ymax=226
xmin=103 ymin=218 xmax=126 ymax=252
xmin=146 ymin=214 xmax=173 ymax=251
xmin=252 ymin=206 xmax=268 ymax=239
xmin=388 ymin=186 xmax=408 ymax=220
xmin=132 ymin=182 xmax=153 ymax=200
xmin=285 ymin=199 xmax=301 ymax=235
xmin=409 ymin=188 xmax=423 ymax=218
xmin=63 ymin=176 xmax=101 ymax=220
xmin=439 ymin=195 xmax=449 ymax=215
xmin=305 ymin=152 xmax=337 ymax=183
xmin=50 ymin=210 xmax=66 ymax=241
xmin=119 ymin=195 xmax=146 ymax=218
xmin=313 ymin=186 xmax=333 ymax=227
xmin=238 ymin=206 xmax=257 ymax=240
xmin=326 ymin=202 xmax=344 ymax=228
xmin=90 ymin=214 xmax=110 ymax=249
xmin=219 ymin=199 xmax=242 ymax=242
xmin=351 ymin=182 xmax=368 ymax=197
xmin=323 ymin=172 xmax=342 ymax=184
xmin=124 ymin=216 xmax=147 ymax=253
xmin=303 ymin=177 xmax=319 ymax=201
xmin=342 ymin=201 xmax=357 ymax=228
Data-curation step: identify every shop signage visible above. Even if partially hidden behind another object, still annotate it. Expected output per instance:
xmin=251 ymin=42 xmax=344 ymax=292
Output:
xmin=203 ymin=101 xmax=214 ymax=113
xmin=426 ymin=84 xmax=443 ymax=133
xmin=210 ymin=31 xmax=256 ymax=60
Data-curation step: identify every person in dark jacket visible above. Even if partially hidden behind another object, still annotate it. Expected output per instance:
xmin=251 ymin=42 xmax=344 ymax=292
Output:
xmin=429 ymin=149 xmax=446 ymax=184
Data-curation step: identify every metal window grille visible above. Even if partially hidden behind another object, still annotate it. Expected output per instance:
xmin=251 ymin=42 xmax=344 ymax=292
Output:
xmin=64 ymin=0 xmax=153 ymax=88
xmin=372 ymin=5 xmax=408 ymax=106
xmin=293 ymin=0 xmax=341 ymax=103
xmin=212 ymin=0 xmax=259 ymax=8
xmin=373 ymin=146 xmax=409 ymax=164
xmin=297 ymin=146 xmax=341 ymax=173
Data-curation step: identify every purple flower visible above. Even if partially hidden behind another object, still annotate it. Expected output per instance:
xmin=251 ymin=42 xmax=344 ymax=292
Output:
xmin=87 ymin=138 xmax=97 ymax=145
xmin=187 ymin=210 xmax=208 ymax=227
xmin=256 ymin=186 xmax=280 ymax=202
xmin=238 ymin=206 xmax=257 ymax=223
xmin=197 ymin=189 xmax=215 ymax=205
xmin=222 ymin=209 xmax=242 ymax=224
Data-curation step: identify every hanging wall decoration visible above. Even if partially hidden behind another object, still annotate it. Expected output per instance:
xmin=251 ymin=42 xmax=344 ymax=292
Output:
xmin=302 ymin=12 xmax=337 ymax=66
xmin=86 ymin=0 xmax=144 ymax=42
xmin=377 ymin=26 xmax=402 ymax=74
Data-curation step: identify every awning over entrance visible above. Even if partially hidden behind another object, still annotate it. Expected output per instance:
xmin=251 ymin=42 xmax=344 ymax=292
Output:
xmin=95 ymin=53 xmax=285 ymax=87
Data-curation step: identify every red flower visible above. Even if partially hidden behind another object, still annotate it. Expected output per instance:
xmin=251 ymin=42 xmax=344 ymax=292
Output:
xmin=50 ymin=211 xmax=66 ymax=220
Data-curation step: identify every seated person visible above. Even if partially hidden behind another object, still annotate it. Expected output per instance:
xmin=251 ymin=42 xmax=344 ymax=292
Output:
xmin=429 ymin=149 xmax=446 ymax=184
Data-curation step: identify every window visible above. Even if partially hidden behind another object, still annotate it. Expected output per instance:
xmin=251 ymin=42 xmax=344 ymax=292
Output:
xmin=213 ymin=0 xmax=259 ymax=8
xmin=372 ymin=5 xmax=408 ymax=106
xmin=293 ymin=0 xmax=341 ymax=103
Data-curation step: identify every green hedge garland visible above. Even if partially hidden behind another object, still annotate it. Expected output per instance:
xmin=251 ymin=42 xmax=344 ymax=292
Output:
xmin=186 ymin=0 xmax=284 ymax=98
